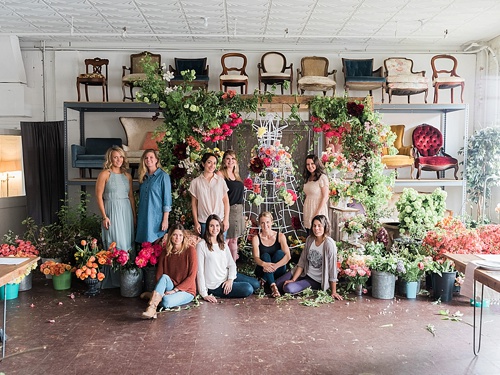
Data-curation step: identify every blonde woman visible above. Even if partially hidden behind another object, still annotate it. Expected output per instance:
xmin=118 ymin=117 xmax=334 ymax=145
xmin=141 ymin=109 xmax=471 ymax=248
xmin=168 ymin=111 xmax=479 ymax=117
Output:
xmin=218 ymin=150 xmax=245 ymax=261
xmin=136 ymin=149 xmax=172 ymax=244
xmin=142 ymin=223 xmax=197 ymax=319
xmin=95 ymin=145 xmax=136 ymax=288
xmin=252 ymin=211 xmax=291 ymax=298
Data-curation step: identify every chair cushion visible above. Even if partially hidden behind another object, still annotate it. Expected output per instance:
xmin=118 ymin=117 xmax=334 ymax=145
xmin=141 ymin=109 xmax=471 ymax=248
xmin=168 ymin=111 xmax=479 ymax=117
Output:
xmin=344 ymin=59 xmax=373 ymax=77
xmin=382 ymin=155 xmax=414 ymax=167
xmin=298 ymin=76 xmax=336 ymax=86
xmin=386 ymin=75 xmax=427 ymax=84
xmin=385 ymin=58 xmax=413 ymax=76
xmin=220 ymin=75 xmax=248 ymax=82
xmin=261 ymin=72 xmax=291 ymax=78
xmin=119 ymin=117 xmax=161 ymax=151
xmin=416 ymin=156 xmax=458 ymax=166
xmin=142 ymin=131 xmax=165 ymax=151
xmin=387 ymin=82 xmax=428 ymax=89
xmin=79 ymin=73 xmax=104 ymax=79
xmin=346 ymin=76 xmax=386 ymax=83
xmin=122 ymin=73 xmax=147 ymax=83
xmin=433 ymin=76 xmax=465 ymax=83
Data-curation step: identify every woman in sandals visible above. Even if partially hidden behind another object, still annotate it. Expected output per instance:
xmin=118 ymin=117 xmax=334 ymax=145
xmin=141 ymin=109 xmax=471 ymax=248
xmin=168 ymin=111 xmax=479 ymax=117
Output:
xmin=197 ymin=214 xmax=260 ymax=303
xmin=276 ymin=214 xmax=343 ymax=301
xmin=252 ymin=211 xmax=291 ymax=298
xmin=142 ymin=223 xmax=197 ymax=319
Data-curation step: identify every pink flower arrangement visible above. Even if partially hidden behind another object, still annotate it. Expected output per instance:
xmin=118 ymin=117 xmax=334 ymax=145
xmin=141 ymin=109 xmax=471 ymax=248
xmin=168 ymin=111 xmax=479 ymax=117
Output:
xmin=111 ymin=249 xmax=130 ymax=267
xmin=340 ymin=252 xmax=372 ymax=293
xmin=135 ymin=242 xmax=163 ymax=268
xmin=202 ymin=112 xmax=242 ymax=142
xmin=0 ymin=239 xmax=39 ymax=257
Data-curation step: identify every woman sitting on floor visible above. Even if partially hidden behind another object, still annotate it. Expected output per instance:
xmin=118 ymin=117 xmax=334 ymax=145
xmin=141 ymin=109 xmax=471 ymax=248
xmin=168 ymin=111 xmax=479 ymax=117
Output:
xmin=197 ymin=214 xmax=260 ymax=303
xmin=276 ymin=214 xmax=343 ymax=301
xmin=142 ymin=223 xmax=197 ymax=319
xmin=252 ymin=211 xmax=291 ymax=298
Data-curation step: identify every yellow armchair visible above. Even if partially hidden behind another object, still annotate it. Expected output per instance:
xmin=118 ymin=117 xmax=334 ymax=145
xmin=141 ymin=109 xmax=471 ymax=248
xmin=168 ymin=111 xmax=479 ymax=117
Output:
xmin=381 ymin=124 xmax=414 ymax=178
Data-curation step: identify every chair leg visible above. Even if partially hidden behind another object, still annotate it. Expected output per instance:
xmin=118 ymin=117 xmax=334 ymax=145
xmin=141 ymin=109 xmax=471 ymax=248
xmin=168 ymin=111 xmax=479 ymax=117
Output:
xmin=433 ymin=85 xmax=439 ymax=104
xmin=129 ymin=86 xmax=134 ymax=102
xmin=436 ymin=171 xmax=440 ymax=179
xmin=410 ymin=165 xmax=414 ymax=179
xmin=424 ymin=89 xmax=428 ymax=104
xmin=88 ymin=169 xmax=92 ymax=179
xmin=122 ymin=83 xmax=126 ymax=102
xmin=380 ymin=87 xmax=384 ymax=103
xmin=451 ymin=88 xmax=454 ymax=104
xmin=245 ymin=83 xmax=248 ymax=94
xmin=460 ymin=82 xmax=465 ymax=103
xmin=407 ymin=95 xmax=410 ymax=104
xmin=453 ymin=165 xmax=459 ymax=180
xmin=102 ymin=83 xmax=105 ymax=102
xmin=416 ymin=166 xmax=421 ymax=179
xmin=105 ymin=83 xmax=109 ymax=102
xmin=77 ymin=80 xmax=81 ymax=102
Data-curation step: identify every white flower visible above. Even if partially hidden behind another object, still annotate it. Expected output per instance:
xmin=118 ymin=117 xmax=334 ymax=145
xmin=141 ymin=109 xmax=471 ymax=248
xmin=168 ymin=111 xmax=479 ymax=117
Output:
xmin=163 ymin=71 xmax=174 ymax=82
xmin=164 ymin=87 xmax=174 ymax=94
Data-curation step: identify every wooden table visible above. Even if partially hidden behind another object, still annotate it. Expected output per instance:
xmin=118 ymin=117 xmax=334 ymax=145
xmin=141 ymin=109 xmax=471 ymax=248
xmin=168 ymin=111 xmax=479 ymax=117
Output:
xmin=0 ymin=257 xmax=40 ymax=360
xmin=445 ymin=253 xmax=500 ymax=355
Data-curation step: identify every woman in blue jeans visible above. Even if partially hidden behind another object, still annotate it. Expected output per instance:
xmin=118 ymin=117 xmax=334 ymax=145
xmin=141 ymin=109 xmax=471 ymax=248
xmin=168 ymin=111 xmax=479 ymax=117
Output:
xmin=276 ymin=215 xmax=343 ymax=300
xmin=252 ymin=211 xmax=291 ymax=298
xmin=197 ymin=214 xmax=260 ymax=303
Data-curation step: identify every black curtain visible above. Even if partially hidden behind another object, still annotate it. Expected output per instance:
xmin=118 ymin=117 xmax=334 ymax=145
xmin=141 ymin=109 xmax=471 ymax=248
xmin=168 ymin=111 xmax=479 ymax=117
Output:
xmin=20 ymin=121 xmax=65 ymax=225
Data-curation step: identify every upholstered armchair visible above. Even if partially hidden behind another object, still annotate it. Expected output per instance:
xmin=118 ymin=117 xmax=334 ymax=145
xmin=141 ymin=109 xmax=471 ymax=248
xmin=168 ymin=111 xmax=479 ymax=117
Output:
xmin=342 ymin=58 xmax=386 ymax=102
xmin=431 ymin=54 xmax=465 ymax=104
xmin=122 ymin=51 xmax=161 ymax=101
xmin=381 ymin=125 xmax=414 ymax=178
xmin=71 ymin=138 xmax=122 ymax=178
xmin=76 ymin=57 xmax=109 ymax=102
xmin=384 ymin=57 xmax=428 ymax=103
xmin=258 ymin=52 xmax=293 ymax=94
xmin=412 ymin=124 xmax=458 ymax=179
xmin=169 ymin=58 xmax=209 ymax=90
xmin=219 ymin=53 xmax=249 ymax=94
xmin=297 ymin=56 xmax=336 ymax=95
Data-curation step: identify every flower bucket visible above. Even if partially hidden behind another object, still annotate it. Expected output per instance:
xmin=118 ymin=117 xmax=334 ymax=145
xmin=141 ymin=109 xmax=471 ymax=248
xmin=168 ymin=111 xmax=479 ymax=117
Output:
xmin=41 ymin=257 xmax=61 ymax=279
xmin=0 ymin=283 xmax=20 ymax=300
xmin=432 ymin=271 xmax=456 ymax=302
xmin=120 ymin=268 xmax=143 ymax=298
xmin=52 ymin=271 xmax=72 ymax=290
xmin=19 ymin=273 xmax=33 ymax=292
xmin=371 ymin=270 xmax=396 ymax=299
xmin=405 ymin=281 xmax=418 ymax=299
xmin=143 ymin=266 xmax=157 ymax=293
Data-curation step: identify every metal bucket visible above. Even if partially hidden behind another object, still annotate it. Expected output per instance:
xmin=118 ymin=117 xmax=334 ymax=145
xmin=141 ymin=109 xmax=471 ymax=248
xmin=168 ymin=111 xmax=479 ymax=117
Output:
xmin=371 ymin=270 xmax=396 ymax=299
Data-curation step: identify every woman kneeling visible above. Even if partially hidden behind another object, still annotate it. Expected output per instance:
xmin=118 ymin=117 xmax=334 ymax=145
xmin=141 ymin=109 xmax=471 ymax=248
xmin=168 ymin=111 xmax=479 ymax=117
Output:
xmin=197 ymin=214 xmax=260 ymax=303
xmin=276 ymin=215 xmax=343 ymax=301
xmin=142 ymin=224 xmax=197 ymax=319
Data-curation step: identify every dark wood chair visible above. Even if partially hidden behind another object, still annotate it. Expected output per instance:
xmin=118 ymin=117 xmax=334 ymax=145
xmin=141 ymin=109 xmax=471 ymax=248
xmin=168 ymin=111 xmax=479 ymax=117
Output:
xmin=76 ymin=57 xmax=109 ymax=102
xmin=258 ymin=52 xmax=293 ymax=94
xmin=431 ymin=54 xmax=465 ymax=104
xmin=219 ymin=53 xmax=248 ymax=94
xmin=122 ymin=51 xmax=161 ymax=101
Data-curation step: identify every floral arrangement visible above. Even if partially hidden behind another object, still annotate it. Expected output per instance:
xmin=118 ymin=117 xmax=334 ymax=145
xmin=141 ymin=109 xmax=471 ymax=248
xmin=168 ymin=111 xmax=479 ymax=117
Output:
xmin=364 ymin=241 xmax=402 ymax=275
xmin=247 ymin=193 xmax=264 ymax=206
xmin=135 ymin=242 xmax=163 ymax=268
xmin=423 ymin=257 xmax=455 ymax=276
xmin=73 ymin=239 xmax=110 ymax=281
xmin=338 ymin=248 xmax=372 ymax=292
xmin=320 ymin=148 xmax=353 ymax=178
xmin=396 ymin=188 xmax=447 ymax=239
xmin=341 ymin=214 xmax=366 ymax=236
xmin=249 ymin=141 xmax=293 ymax=177
xmin=328 ymin=179 xmax=351 ymax=206
xmin=310 ymin=115 xmax=349 ymax=140
xmin=40 ymin=260 xmax=74 ymax=276
xmin=287 ymin=235 xmax=306 ymax=258
xmin=277 ymin=187 xmax=297 ymax=206
xmin=135 ymin=55 xmax=258 ymax=227
xmin=0 ymin=238 xmax=39 ymax=257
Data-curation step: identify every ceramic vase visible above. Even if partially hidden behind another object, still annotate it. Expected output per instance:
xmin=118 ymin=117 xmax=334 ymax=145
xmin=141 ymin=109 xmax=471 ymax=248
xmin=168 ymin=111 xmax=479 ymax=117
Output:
xmin=84 ymin=277 xmax=100 ymax=297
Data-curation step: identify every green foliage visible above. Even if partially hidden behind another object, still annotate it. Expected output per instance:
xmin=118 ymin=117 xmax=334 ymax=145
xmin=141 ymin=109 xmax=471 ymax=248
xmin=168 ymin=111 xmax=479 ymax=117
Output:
xmin=458 ymin=127 xmax=500 ymax=218
xmin=364 ymin=241 xmax=401 ymax=275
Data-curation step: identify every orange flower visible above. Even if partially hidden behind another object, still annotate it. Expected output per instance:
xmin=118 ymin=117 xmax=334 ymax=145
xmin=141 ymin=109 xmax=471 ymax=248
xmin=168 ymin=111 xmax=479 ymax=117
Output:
xmin=43 ymin=268 xmax=51 ymax=275
xmin=75 ymin=269 xmax=83 ymax=278
xmin=97 ymin=272 xmax=105 ymax=281
xmin=81 ymin=239 xmax=87 ymax=246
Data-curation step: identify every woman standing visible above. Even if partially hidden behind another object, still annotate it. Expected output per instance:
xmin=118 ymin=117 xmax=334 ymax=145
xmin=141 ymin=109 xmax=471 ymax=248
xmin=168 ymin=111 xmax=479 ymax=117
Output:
xmin=218 ymin=150 xmax=244 ymax=261
xmin=142 ymin=223 xmax=197 ymax=319
xmin=302 ymin=154 xmax=330 ymax=232
xmin=276 ymin=215 xmax=343 ymax=300
xmin=252 ymin=211 xmax=291 ymax=298
xmin=136 ymin=149 xmax=172 ymax=244
xmin=189 ymin=152 xmax=229 ymax=237
xmin=197 ymin=214 xmax=260 ymax=303
xmin=95 ymin=146 xmax=136 ymax=288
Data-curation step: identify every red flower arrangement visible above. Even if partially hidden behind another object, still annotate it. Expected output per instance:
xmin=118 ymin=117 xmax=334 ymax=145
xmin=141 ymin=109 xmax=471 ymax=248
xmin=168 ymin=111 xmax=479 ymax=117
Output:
xmin=310 ymin=116 xmax=348 ymax=139
xmin=347 ymin=102 xmax=365 ymax=118
xmin=243 ymin=178 xmax=254 ymax=190
xmin=202 ymin=112 xmax=243 ymax=142
xmin=135 ymin=242 xmax=163 ymax=268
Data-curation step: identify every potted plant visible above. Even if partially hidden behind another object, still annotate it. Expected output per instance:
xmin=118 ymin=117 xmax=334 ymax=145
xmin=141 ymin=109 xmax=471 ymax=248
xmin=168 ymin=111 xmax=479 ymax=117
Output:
xmin=396 ymin=187 xmax=447 ymax=240
xmin=423 ymin=257 xmax=456 ymax=302
xmin=364 ymin=241 xmax=401 ymax=299
xmin=398 ymin=254 xmax=425 ymax=298
xmin=74 ymin=238 xmax=111 ymax=296
xmin=338 ymin=247 xmax=372 ymax=295
xmin=39 ymin=260 xmax=75 ymax=290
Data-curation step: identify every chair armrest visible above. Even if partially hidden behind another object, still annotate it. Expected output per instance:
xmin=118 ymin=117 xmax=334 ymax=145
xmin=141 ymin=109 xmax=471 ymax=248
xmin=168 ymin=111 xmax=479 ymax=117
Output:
xmin=122 ymin=66 xmax=131 ymax=78
xmin=205 ymin=65 xmax=209 ymax=76
xmin=169 ymin=65 xmax=177 ymax=75
xmin=413 ymin=70 xmax=426 ymax=77
xmin=71 ymin=144 xmax=86 ymax=168
xmin=328 ymin=69 xmax=337 ymax=81
xmin=285 ymin=63 xmax=293 ymax=72
xmin=373 ymin=66 xmax=383 ymax=77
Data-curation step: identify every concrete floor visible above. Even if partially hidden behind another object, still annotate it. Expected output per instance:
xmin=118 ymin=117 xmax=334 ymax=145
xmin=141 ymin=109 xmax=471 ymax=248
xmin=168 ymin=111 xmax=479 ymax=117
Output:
xmin=1 ymin=273 xmax=500 ymax=375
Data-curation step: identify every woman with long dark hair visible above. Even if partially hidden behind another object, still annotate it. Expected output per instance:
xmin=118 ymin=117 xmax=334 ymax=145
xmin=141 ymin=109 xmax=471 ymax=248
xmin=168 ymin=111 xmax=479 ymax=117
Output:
xmin=196 ymin=214 xmax=259 ymax=303
xmin=302 ymin=154 xmax=329 ymax=232
xmin=142 ymin=223 xmax=197 ymax=319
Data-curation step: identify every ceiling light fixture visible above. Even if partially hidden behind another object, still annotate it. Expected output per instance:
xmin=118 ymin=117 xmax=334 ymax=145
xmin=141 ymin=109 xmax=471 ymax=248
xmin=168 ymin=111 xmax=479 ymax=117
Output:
xmin=201 ymin=17 xmax=209 ymax=28
xmin=444 ymin=29 xmax=448 ymax=39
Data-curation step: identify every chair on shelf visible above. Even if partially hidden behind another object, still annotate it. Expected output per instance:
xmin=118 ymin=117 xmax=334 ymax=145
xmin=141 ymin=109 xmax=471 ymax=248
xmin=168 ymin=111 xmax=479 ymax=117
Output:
xmin=411 ymin=124 xmax=458 ymax=180
xmin=258 ymin=52 xmax=293 ymax=94
xmin=122 ymin=51 xmax=161 ymax=101
xmin=384 ymin=57 xmax=428 ymax=103
xmin=381 ymin=125 xmax=414 ymax=178
xmin=219 ymin=53 xmax=249 ymax=94
xmin=431 ymin=54 xmax=465 ymax=104
xmin=169 ymin=58 xmax=209 ymax=90
xmin=71 ymin=137 xmax=122 ymax=178
xmin=76 ymin=57 xmax=109 ymax=102
xmin=342 ymin=58 xmax=386 ymax=102
xmin=296 ymin=56 xmax=336 ymax=95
